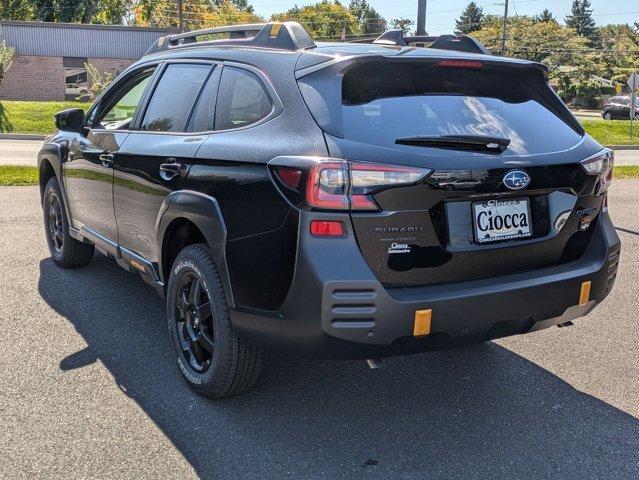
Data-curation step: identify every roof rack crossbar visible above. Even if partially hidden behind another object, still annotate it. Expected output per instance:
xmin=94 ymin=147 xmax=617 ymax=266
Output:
xmin=145 ymin=21 xmax=316 ymax=55
xmin=371 ymin=30 xmax=490 ymax=55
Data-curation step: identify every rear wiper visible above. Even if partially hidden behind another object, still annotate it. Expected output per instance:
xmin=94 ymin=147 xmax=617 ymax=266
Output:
xmin=395 ymin=135 xmax=510 ymax=153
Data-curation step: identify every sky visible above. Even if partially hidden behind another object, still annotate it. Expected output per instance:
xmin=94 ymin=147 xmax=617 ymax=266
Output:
xmin=250 ymin=0 xmax=639 ymax=35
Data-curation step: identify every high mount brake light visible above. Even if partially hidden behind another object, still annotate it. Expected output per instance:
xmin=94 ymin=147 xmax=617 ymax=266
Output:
xmin=579 ymin=149 xmax=614 ymax=195
xmin=436 ymin=60 xmax=483 ymax=68
xmin=307 ymin=160 xmax=432 ymax=211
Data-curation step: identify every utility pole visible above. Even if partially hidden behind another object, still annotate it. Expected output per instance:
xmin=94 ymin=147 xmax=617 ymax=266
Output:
xmin=416 ymin=0 xmax=427 ymax=36
xmin=500 ymin=0 xmax=509 ymax=55
xmin=178 ymin=0 xmax=184 ymax=31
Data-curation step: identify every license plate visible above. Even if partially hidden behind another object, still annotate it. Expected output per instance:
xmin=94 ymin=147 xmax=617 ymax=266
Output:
xmin=473 ymin=198 xmax=532 ymax=243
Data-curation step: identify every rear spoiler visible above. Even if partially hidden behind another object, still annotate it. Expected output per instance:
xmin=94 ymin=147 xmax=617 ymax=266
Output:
xmin=359 ymin=30 xmax=490 ymax=55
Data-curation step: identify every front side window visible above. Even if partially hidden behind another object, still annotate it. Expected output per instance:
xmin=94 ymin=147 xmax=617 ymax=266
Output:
xmin=140 ymin=64 xmax=211 ymax=132
xmin=96 ymin=70 xmax=154 ymax=130
xmin=215 ymin=67 xmax=272 ymax=130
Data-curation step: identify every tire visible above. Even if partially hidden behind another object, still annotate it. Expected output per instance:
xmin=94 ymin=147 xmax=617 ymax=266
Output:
xmin=166 ymin=243 xmax=264 ymax=398
xmin=43 ymin=176 xmax=94 ymax=268
xmin=603 ymin=111 xmax=612 ymax=120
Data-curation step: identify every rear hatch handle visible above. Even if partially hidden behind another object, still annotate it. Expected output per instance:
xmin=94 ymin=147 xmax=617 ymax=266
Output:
xmin=395 ymin=134 xmax=511 ymax=153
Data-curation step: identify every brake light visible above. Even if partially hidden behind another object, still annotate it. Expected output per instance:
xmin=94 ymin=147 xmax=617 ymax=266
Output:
xmin=307 ymin=160 xmax=431 ymax=211
xmin=579 ymin=149 xmax=614 ymax=194
xmin=310 ymin=220 xmax=344 ymax=236
xmin=436 ymin=60 xmax=483 ymax=68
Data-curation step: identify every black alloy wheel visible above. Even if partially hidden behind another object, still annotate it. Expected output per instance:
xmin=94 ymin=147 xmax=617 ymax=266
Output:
xmin=43 ymin=177 xmax=94 ymax=268
xmin=174 ymin=271 xmax=215 ymax=373
xmin=166 ymin=244 xmax=264 ymax=398
xmin=47 ymin=193 xmax=64 ymax=255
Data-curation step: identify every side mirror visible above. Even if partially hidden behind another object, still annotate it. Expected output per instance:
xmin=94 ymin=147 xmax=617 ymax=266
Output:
xmin=55 ymin=108 xmax=85 ymax=132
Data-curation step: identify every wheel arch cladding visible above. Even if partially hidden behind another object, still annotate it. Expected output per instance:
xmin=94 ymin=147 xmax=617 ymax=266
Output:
xmin=157 ymin=190 xmax=235 ymax=308
xmin=38 ymin=143 xmax=65 ymax=201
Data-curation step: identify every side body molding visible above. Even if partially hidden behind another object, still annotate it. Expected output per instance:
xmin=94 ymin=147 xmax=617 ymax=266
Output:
xmin=157 ymin=190 xmax=235 ymax=308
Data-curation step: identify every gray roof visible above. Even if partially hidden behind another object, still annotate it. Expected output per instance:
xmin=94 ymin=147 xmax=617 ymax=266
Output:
xmin=0 ymin=21 xmax=180 ymax=59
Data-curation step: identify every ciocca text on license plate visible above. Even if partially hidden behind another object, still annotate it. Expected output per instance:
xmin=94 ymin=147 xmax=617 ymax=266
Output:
xmin=473 ymin=198 xmax=532 ymax=243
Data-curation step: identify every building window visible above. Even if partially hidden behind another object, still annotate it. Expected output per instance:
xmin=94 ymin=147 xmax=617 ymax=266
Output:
xmin=63 ymin=57 xmax=89 ymax=101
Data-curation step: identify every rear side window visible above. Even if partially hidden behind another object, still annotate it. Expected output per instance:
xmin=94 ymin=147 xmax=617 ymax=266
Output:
xmin=140 ymin=64 xmax=211 ymax=132
xmin=215 ymin=67 xmax=272 ymax=130
xmin=339 ymin=62 xmax=582 ymax=155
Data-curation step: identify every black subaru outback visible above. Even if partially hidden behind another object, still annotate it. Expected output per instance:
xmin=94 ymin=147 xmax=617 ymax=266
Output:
xmin=39 ymin=22 xmax=620 ymax=398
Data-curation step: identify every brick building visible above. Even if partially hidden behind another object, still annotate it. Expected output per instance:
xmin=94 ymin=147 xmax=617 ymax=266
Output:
xmin=0 ymin=21 xmax=179 ymax=101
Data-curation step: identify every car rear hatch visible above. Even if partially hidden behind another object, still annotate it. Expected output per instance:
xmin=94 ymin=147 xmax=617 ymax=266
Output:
xmin=296 ymin=51 xmax=606 ymax=287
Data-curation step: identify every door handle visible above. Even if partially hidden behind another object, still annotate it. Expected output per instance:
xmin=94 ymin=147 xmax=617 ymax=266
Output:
xmin=159 ymin=161 xmax=184 ymax=181
xmin=99 ymin=153 xmax=114 ymax=167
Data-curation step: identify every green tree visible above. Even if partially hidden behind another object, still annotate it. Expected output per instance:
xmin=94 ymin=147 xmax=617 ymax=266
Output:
xmin=204 ymin=0 xmax=263 ymax=27
xmin=0 ymin=0 xmax=34 ymax=20
xmin=455 ymin=2 xmax=483 ymax=35
xmin=565 ymin=0 xmax=597 ymax=39
xmin=534 ymin=9 xmax=556 ymax=24
xmin=134 ymin=0 xmax=215 ymax=29
xmin=33 ymin=0 xmax=55 ymax=21
xmin=349 ymin=0 xmax=386 ymax=35
xmin=212 ymin=0 xmax=254 ymax=13
xmin=390 ymin=17 xmax=413 ymax=35
xmin=31 ymin=0 xmax=131 ymax=23
xmin=91 ymin=0 xmax=132 ymax=24
xmin=271 ymin=1 xmax=360 ymax=40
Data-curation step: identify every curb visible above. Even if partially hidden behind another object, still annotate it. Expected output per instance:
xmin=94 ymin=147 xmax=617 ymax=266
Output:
xmin=0 ymin=133 xmax=47 ymax=141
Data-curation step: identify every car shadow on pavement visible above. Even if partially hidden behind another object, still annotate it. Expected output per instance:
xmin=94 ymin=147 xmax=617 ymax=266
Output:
xmin=38 ymin=255 xmax=639 ymax=480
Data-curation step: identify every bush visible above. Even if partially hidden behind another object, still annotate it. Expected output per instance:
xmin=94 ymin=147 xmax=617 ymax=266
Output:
xmin=86 ymin=63 xmax=114 ymax=100
xmin=0 ymin=41 xmax=15 ymax=87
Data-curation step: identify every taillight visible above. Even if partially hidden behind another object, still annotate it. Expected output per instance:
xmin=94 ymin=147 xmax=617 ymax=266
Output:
xmin=306 ymin=160 xmax=350 ymax=210
xmin=306 ymin=159 xmax=431 ymax=211
xmin=271 ymin=157 xmax=432 ymax=211
xmin=275 ymin=168 xmax=302 ymax=190
xmin=579 ymin=149 xmax=613 ymax=195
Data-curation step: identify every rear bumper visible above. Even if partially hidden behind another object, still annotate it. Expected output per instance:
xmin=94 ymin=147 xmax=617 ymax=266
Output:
xmin=231 ymin=210 xmax=620 ymax=359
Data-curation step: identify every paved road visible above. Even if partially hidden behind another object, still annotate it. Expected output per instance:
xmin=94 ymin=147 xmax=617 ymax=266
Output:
xmin=1 ymin=138 xmax=639 ymax=166
xmin=0 ymin=183 xmax=638 ymax=479
xmin=0 ymin=139 xmax=44 ymax=166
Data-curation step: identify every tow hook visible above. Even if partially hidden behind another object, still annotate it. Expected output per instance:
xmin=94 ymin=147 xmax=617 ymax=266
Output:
xmin=366 ymin=358 xmax=383 ymax=369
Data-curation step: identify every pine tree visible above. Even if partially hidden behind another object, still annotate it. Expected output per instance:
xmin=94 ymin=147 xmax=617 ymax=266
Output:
xmin=565 ymin=0 xmax=597 ymax=38
xmin=534 ymin=9 xmax=556 ymax=24
xmin=455 ymin=2 xmax=484 ymax=35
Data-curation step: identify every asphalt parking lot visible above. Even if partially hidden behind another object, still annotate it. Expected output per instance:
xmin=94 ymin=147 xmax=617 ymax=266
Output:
xmin=0 ymin=183 xmax=637 ymax=479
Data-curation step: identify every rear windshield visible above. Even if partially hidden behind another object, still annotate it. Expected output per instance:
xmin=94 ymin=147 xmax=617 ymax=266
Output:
xmin=340 ymin=62 xmax=582 ymax=155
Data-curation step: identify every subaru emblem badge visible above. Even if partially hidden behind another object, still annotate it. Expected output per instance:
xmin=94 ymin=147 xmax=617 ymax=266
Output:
xmin=503 ymin=170 xmax=531 ymax=190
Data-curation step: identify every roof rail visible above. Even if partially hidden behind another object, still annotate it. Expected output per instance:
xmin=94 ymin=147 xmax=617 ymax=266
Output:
xmin=371 ymin=30 xmax=490 ymax=55
xmin=145 ymin=21 xmax=316 ymax=55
